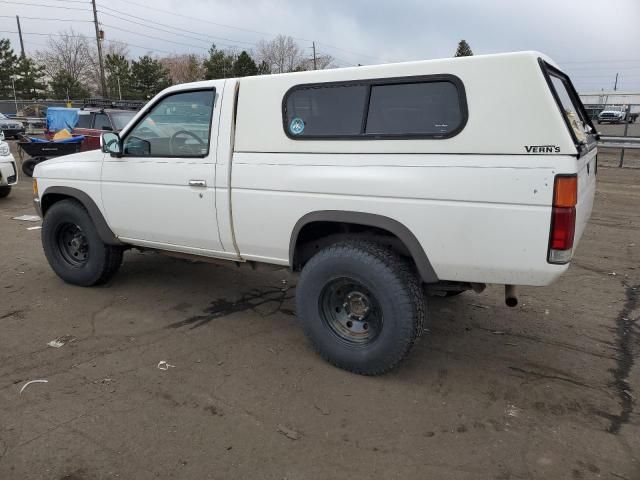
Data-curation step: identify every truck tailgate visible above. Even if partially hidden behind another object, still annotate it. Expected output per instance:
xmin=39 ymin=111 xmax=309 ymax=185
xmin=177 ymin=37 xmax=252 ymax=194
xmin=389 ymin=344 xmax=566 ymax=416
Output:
xmin=574 ymin=148 xmax=597 ymax=248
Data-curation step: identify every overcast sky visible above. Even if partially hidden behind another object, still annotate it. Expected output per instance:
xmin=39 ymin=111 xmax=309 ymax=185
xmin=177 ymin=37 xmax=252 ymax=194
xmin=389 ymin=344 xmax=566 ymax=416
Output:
xmin=1 ymin=0 xmax=639 ymax=91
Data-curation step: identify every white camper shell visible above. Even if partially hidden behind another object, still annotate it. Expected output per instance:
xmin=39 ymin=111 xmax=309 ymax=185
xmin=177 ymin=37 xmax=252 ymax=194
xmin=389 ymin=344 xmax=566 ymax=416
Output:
xmin=33 ymin=51 xmax=597 ymax=374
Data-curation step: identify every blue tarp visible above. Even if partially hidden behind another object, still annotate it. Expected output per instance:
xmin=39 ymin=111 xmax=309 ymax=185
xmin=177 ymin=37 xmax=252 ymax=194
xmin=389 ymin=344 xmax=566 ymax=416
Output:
xmin=46 ymin=107 xmax=79 ymax=132
xmin=28 ymin=135 xmax=85 ymax=144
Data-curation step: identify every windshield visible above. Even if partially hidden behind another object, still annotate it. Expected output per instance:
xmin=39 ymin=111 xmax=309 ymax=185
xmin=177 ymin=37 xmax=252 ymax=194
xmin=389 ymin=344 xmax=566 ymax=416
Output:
xmin=110 ymin=111 xmax=136 ymax=130
xmin=604 ymin=107 xmax=623 ymax=112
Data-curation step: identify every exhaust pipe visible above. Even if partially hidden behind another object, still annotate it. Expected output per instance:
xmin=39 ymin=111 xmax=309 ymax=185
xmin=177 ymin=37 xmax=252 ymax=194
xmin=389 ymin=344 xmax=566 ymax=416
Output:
xmin=505 ymin=285 xmax=518 ymax=307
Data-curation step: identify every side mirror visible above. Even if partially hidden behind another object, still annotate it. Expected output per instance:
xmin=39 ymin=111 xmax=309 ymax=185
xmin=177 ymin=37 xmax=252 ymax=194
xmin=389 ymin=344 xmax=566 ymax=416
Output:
xmin=101 ymin=132 xmax=121 ymax=156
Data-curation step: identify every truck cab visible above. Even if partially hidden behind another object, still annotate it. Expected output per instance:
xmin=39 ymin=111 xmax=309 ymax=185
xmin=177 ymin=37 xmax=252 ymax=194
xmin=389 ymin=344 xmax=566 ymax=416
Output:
xmin=32 ymin=52 xmax=597 ymax=375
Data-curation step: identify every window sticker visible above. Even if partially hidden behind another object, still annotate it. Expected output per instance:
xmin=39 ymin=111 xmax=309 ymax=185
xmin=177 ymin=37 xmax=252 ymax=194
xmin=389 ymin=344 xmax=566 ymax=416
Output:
xmin=289 ymin=117 xmax=305 ymax=135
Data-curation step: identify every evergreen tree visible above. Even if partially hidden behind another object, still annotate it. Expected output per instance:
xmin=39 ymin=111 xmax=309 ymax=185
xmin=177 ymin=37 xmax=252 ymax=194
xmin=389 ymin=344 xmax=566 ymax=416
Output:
xmin=454 ymin=40 xmax=473 ymax=57
xmin=105 ymin=53 xmax=133 ymax=99
xmin=14 ymin=56 xmax=47 ymax=99
xmin=0 ymin=39 xmax=18 ymax=99
xmin=232 ymin=51 xmax=258 ymax=77
xmin=50 ymin=70 xmax=90 ymax=100
xmin=203 ymin=44 xmax=234 ymax=79
xmin=130 ymin=55 xmax=171 ymax=99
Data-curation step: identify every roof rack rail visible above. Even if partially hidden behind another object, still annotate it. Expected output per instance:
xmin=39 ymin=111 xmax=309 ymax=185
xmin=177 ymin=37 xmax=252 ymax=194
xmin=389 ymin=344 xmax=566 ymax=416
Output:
xmin=82 ymin=98 xmax=145 ymax=110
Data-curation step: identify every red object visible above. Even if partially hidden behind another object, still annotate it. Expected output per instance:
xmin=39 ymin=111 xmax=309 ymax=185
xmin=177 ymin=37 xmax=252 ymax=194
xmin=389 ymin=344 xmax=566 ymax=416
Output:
xmin=550 ymin=206 xmax=576 ymax=250
xmin=548 ymin=174 xmax=577 ymax=263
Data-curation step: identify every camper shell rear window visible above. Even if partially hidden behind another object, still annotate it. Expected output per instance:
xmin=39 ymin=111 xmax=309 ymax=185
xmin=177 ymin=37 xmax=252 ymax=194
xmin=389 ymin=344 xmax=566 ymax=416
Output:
xmin=539 ymin=59 xmax=597 ymax=156
xmin=283 ymin=74 xmax=468 ymax=140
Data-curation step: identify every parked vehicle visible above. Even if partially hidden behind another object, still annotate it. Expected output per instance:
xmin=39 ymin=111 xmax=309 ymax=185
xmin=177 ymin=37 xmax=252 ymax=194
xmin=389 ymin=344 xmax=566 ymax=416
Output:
xmin=597 ymin=105 xmax=636 ymax=124
xmin=32 ymin=51 xmax=597 ymax=375
xmin=18 ymin=136 xmax=85 ymax=177
xmin=0 ymin=113 xmax=25 ymax=138
xmin=73 ymin=100 xmax=141 ymax=150
xmin=0 ymin=132 xmax=18 ymax=198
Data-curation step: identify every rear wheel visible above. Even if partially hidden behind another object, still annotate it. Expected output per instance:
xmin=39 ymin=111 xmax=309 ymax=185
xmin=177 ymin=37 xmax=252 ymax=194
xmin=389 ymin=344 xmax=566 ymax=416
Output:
xmin=0 ymin=186 xmax=11 ymax=198
xmin=42 ymin=199 xmax=123 ymax=286
xmin=296 ymin=240 xmax=426 ymax=375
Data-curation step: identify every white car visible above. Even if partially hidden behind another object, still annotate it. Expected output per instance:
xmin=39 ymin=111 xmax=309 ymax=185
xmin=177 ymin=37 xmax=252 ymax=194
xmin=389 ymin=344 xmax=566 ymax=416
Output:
xmin=32 ymin=51 xmax=597 ymax=374
xmin=0 ymin=132 xmax=18 ymax=198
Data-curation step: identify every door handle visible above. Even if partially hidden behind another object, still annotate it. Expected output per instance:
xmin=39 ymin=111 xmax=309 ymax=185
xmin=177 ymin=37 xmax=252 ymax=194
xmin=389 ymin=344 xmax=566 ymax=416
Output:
xmin=188 ymin=180 xmax=207 ymax=187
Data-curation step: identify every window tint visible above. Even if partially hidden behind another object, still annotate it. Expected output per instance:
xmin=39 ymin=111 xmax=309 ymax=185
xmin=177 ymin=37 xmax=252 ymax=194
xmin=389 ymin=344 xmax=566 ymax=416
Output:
xmin=77 ymin=114 xmax=92 ymax=129
xmin=93 ymin=113 xmax=112 ymax=130
xmin=283 ymin=76 xmax=466 ymax=139
xmin=366 ymin=82 xmax=462 ymax=136
xmin=285 ymin=84 xmax=368 ymax=137
xmin=123 ymin=90 xmax=214 ymax=157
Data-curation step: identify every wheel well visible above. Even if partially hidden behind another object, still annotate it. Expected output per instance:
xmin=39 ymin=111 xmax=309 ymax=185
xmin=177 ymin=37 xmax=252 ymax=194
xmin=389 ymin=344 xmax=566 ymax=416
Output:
xmin=39 ymin=187 xmax=122 ymax=246
xmin=40 ymin=192 xmax=74 ymax=216
xmin=292 ymin=220 xmax=436 ymax=284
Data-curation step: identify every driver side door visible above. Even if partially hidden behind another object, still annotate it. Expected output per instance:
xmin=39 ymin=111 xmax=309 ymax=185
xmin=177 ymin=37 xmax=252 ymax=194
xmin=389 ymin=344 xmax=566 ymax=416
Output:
xmin=101 ymin=86 xmax=227 ymax=256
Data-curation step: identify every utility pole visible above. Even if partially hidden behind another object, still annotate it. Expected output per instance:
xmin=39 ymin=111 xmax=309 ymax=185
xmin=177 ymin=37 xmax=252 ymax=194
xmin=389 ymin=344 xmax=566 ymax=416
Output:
xmin=614 ymin=73 xmax=618 ymax=91
xmin=117 ymin=76 xmax=122 ymax=100
xmin=91 ymin=0 xmax=108 ymax=98
xmin=312 ymin=41 xmax=317 ymax=70
xmin=16 ymin=16 xmax=25 ymax=57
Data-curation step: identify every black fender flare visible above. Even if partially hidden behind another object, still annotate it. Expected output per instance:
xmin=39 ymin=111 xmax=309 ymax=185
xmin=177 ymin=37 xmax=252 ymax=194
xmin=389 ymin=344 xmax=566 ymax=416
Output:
xmin=40 ymin=186 xmax=122 ymax=246
xmin=289 ymin=210 xmax=439 ymax=283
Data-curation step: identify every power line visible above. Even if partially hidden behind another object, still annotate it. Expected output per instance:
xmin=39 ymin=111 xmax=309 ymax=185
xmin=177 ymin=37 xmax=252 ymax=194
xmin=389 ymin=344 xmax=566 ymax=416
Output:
xmin=100 ymin=23 xmax=211 ymax=51
xmin=0 ymin=0 xmax=91 ymax=10
xmin=102 ymin=0 xmax=389 ymax=64
xmin=97 ymin=5 xmax=257 ymax=48
xmin=0 ymin=14 xmax=93 ymax=22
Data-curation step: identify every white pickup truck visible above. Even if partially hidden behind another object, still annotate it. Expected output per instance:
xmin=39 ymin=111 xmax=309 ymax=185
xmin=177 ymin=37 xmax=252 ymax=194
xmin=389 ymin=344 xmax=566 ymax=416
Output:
xmin=32 ymin=52 xmax=597 ymax=375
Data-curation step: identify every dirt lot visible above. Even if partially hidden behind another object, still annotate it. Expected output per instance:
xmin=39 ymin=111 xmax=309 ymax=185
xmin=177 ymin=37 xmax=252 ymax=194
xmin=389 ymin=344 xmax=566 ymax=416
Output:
xmin=0 ymin=147 xmax=639 ymax=480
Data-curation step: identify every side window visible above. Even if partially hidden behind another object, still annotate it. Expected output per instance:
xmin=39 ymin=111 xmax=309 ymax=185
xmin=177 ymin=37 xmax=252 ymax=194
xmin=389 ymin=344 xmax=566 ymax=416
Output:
xmin=366 ymin=82 xmax=462 ymax=136
xmin=93 ymin=113 xmax=112 ymax=131
xmin=283 ymin=76 xmax=466 ymax=139
xmin=123 ymin=89 xmax=215 ymax=157
xmin=285 ymin=84 xmax=368 ymax=137
xmin=76 ymin=114 xmax=92 ymax=129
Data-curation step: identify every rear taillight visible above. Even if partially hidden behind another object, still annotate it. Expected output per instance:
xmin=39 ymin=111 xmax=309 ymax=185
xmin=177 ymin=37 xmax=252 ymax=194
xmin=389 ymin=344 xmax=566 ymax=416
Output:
xmin=548 ymin=175 xmax=577 ymax=264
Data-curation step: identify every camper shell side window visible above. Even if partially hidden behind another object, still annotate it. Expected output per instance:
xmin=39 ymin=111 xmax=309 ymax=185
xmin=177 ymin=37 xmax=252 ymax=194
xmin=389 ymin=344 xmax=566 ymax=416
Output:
xmin=282 ymin=74 xmax=468 ymax=140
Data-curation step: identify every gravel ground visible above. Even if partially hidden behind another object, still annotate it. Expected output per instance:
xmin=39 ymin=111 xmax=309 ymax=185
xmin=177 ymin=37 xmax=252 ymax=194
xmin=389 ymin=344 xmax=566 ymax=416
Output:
xmin=0 ymin=145 xmax=638 ymax=480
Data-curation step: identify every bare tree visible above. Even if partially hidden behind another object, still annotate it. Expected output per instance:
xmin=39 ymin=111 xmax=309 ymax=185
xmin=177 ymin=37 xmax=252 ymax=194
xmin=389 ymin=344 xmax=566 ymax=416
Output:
xmin=160 ymin=54 xmax=205 ymax=84
xmin=34 ymin=29 xmax=95 ymax=90
xmin=257 ymin=35 xmax=303 ymax=74
xmin=87 ymin=40 xmax=130 ymax=95
xmin=296 ymin=54 xmax=336 ymax=71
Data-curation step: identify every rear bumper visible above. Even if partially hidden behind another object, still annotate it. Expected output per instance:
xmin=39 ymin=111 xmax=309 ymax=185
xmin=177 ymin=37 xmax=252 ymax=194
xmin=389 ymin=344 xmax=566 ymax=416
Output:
xmin=1 ymin=128 xmax=25 ymax=137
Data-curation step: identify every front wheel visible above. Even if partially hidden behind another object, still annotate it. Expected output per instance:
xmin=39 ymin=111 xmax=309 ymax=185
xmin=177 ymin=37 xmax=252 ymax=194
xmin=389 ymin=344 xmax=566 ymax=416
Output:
xmin=0 ymin=186 xmax=11 ymax=198
xmin=296 ymin=240 xmax=426 ymax=375
xmin=42 ymin=199 xmax=123 ymax=286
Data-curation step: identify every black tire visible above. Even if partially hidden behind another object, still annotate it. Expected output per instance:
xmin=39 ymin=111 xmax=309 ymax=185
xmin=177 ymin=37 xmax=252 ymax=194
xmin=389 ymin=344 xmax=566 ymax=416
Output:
xmin=42 ymin=199 xmax=123 ymax=286
xmin=296 ymin=240 xmax=426 ymax=375
xmin=0 ymin=186 xmax=10 ymax=198
xmin=22 ymin=158 xmax=38 ymax=177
